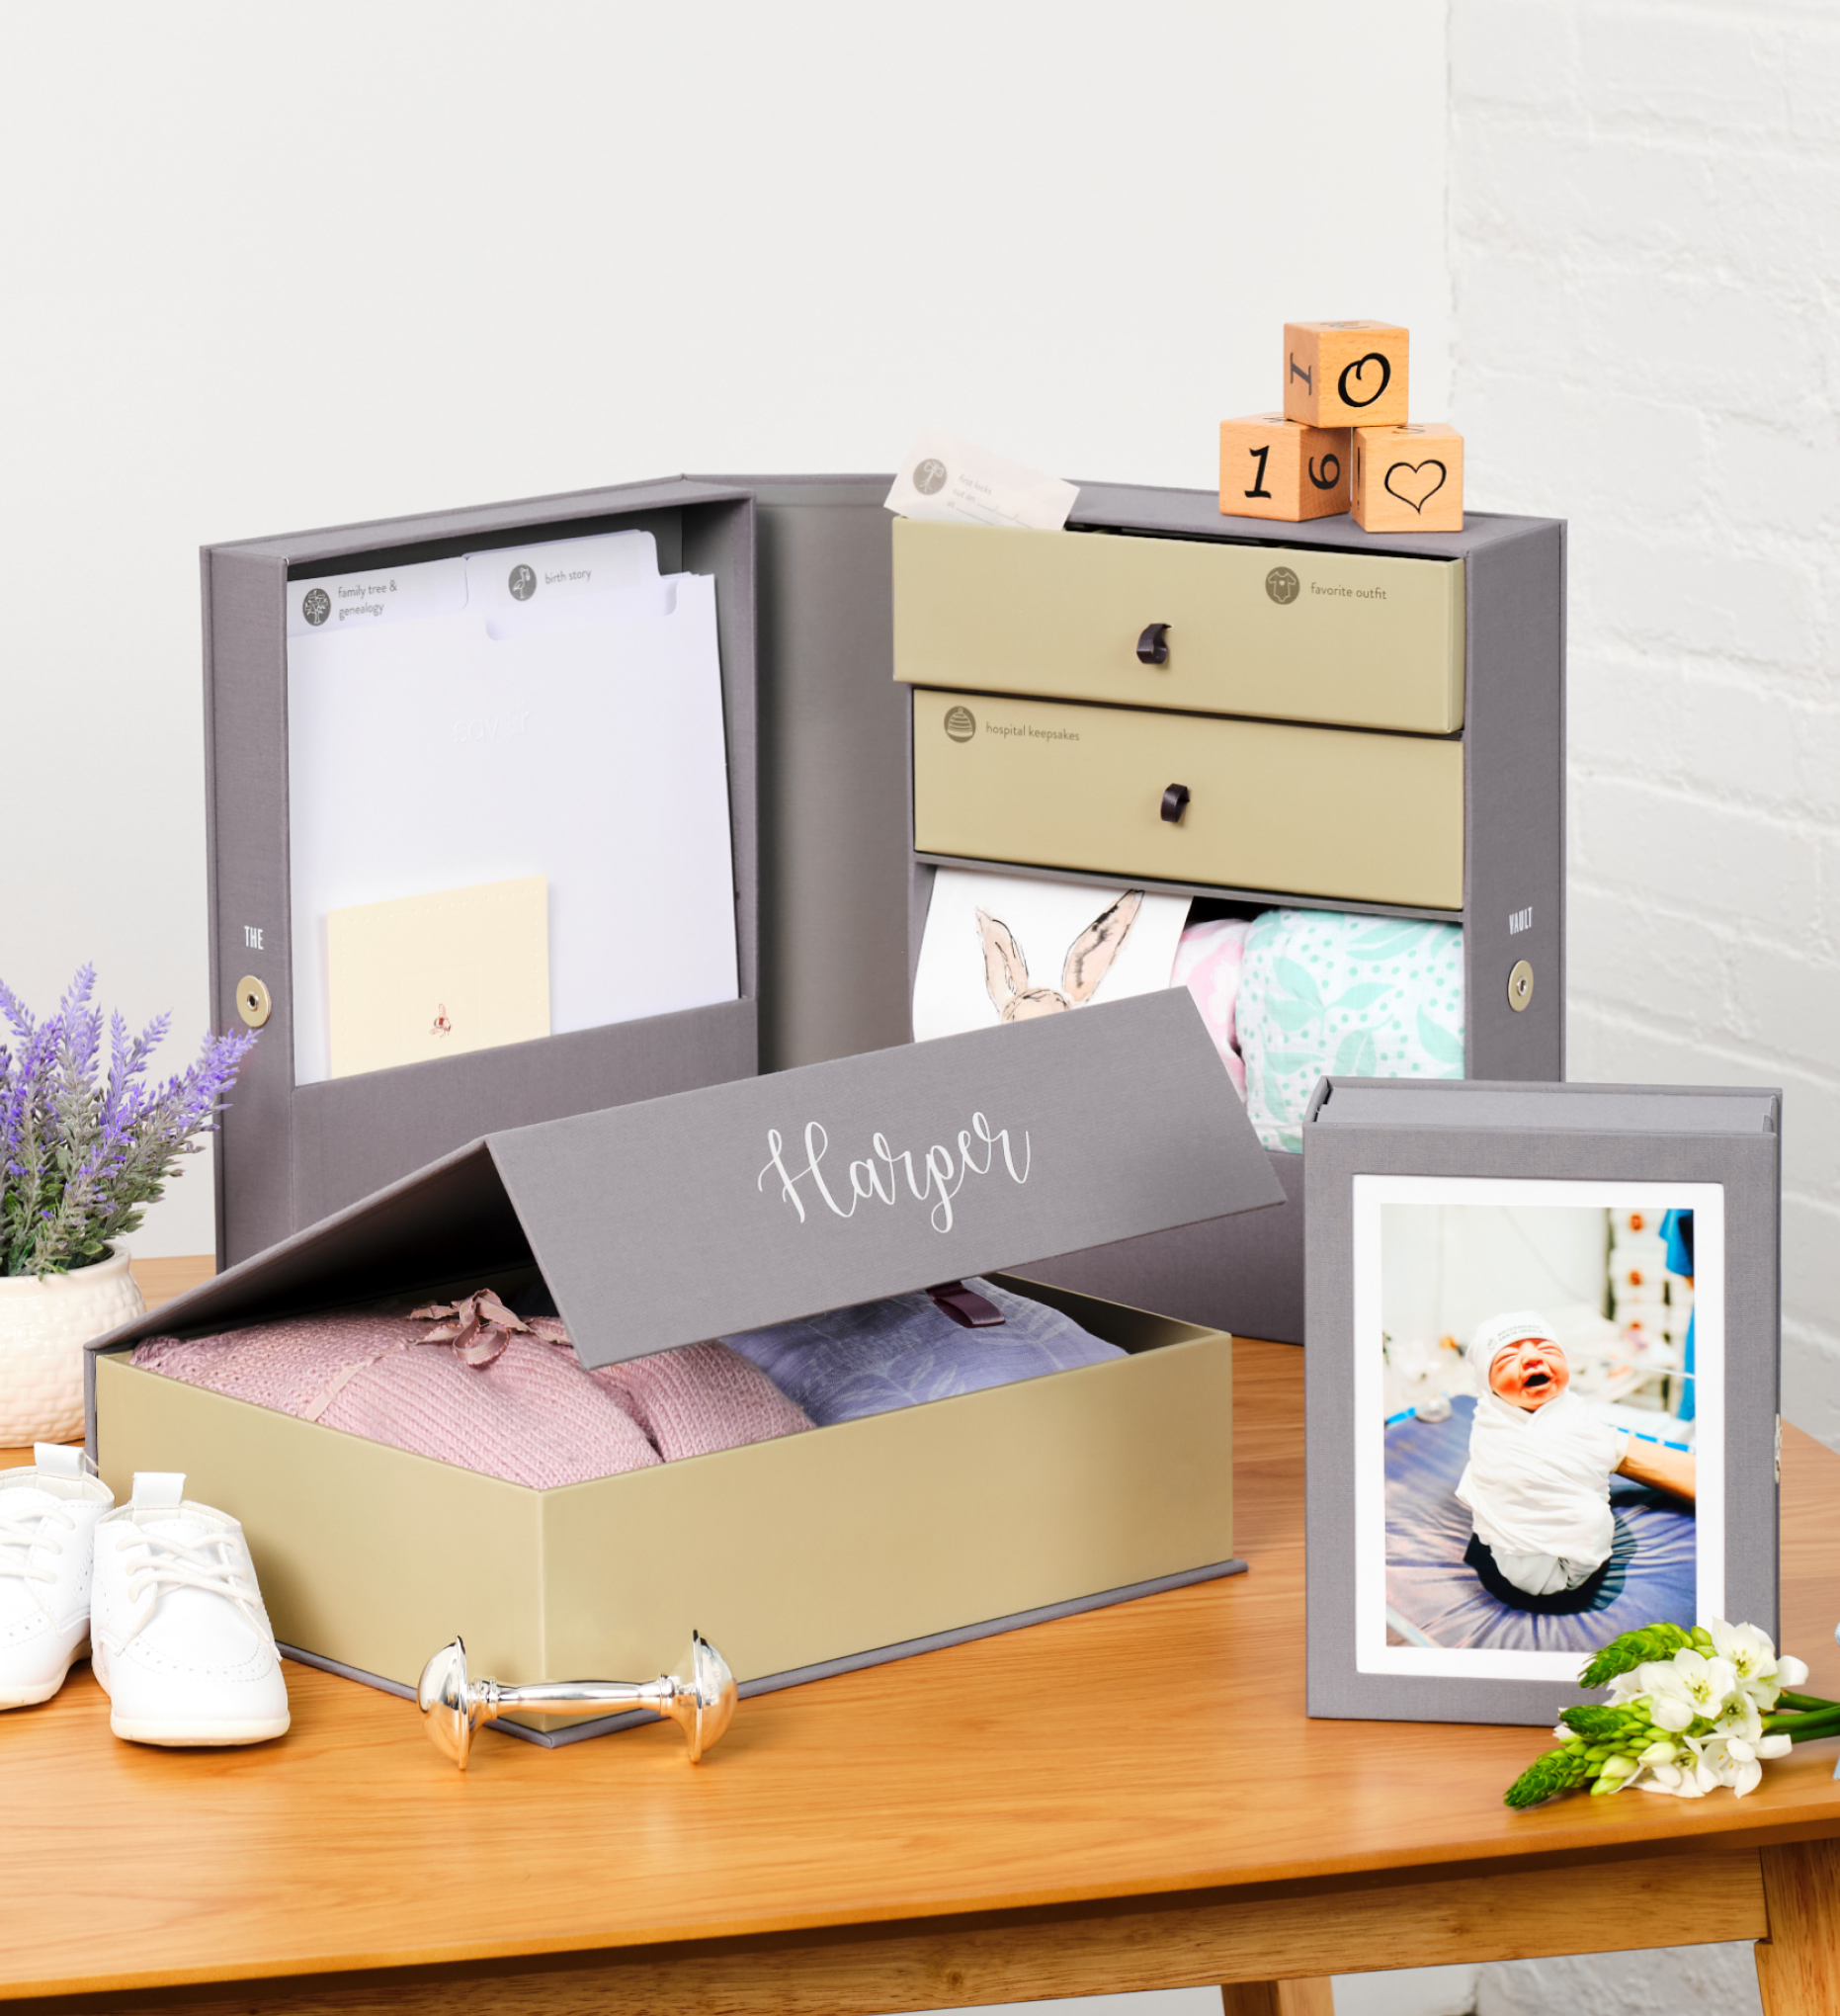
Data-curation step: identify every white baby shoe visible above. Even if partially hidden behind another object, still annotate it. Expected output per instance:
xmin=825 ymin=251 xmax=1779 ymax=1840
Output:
xmin=90 ymin=1472 xmax=290 ymax=1745
xmin=0 ymin=1444 xmax=115 ymax=1710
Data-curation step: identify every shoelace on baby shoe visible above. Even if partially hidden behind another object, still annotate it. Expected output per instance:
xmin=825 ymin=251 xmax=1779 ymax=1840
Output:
xmin=113 ymin=1527 xmax=268 ymax=1650
xmin=0 ymin=1505 xmax=72 ymax=1587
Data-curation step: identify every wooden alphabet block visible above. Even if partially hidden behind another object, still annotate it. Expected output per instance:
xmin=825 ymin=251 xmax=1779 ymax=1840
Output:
xmin=1218 ymin=413 xmax=1351 ymax=521
xmin=1282 ymin=321 xmax=1409 ymax=429
xmin=1351 ymin=422 xmax=1464 ymax=533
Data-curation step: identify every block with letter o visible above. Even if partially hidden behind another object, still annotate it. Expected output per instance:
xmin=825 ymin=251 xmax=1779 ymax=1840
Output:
xmin=1282 ymin=320 xmax=1409 ymax=429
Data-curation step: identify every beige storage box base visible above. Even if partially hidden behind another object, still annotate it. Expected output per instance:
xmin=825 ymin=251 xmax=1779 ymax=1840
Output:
xmin=86 ymin=994 xmax=1277 ymax=1743
xmin=94 ymin=1276 xmax=1235 ymax=1740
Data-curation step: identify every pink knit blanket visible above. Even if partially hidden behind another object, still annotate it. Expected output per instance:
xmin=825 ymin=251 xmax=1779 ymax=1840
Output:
xmin=131 ymin=1290 xmax=812 ymax=1489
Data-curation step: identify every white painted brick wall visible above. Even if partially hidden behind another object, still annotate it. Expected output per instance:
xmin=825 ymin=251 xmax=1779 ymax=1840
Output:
xmin=1451 ymin=0 xmax=1840 ymax=1452
xmin=1448 ymin=7 xmax=1834 ymax=2012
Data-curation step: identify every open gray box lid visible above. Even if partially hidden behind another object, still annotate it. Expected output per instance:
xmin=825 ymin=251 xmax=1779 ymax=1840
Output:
xmin=90 ymin=989 xmax=1283 ymax=1406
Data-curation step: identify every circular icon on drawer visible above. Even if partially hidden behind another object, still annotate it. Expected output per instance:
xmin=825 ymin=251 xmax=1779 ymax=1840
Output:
xmin=508 ymin=563 xmax=538 ymax=600
xmin=944 ymin=705 xmax=977 ymax=742
xmin=1265 ymin=565 xmax=1300 ymax=605
xmin=1508 ymin=959 xmax=1535 ymax=1013
xmin=913 ymin=458 xmax=949 ymax=496
xmin=301 ymin=588 xmax=330 ymax=627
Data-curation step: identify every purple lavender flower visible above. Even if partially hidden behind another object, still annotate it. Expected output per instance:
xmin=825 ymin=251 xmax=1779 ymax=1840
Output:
xmin=0 ymin=968 xmax=256 ymax=1277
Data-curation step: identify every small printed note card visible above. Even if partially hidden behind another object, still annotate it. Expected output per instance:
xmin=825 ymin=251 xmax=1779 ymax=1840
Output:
xmin=884 ymin=426 xmax=1078 ymax=532
xmin=327 ymin=875 xmax=550 ymax=1080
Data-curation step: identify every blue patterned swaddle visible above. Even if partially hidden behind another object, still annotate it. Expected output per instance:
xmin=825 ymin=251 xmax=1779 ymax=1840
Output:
xmin=1235 ymin=909 xmax=1465 ymax=1152
xmin=721 ymin=1277 xmax=1124 ymax=1426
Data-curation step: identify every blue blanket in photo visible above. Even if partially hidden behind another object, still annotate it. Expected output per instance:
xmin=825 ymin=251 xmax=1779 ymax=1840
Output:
xmin=1384 ymin=1394 xmax=1697 ymax=1654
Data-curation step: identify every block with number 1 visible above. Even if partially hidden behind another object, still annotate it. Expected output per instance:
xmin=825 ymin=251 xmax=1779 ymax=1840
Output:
xmin=1218 ymin=413 xmax=1351 ymax=522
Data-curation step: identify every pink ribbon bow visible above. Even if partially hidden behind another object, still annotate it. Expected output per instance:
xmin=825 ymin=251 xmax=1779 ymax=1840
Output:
xmin=409 ymin=1291 xmax=571 ymax=1368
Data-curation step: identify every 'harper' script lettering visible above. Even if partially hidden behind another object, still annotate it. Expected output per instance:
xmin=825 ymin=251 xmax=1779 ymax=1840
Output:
xmin=758 ymin=1112 xmax=1032 ymax=1235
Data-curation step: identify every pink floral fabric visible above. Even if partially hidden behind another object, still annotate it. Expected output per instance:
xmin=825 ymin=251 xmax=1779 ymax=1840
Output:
xmin=1170 ymin=917 xmax=1252 ymax=1097
xmin=131 ymin=1302 xmax=812 ymax=1490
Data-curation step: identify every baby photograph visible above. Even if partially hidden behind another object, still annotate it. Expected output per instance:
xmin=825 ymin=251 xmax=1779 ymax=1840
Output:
xmin=1352 ymin=1177 xmax=1722 ymax=1681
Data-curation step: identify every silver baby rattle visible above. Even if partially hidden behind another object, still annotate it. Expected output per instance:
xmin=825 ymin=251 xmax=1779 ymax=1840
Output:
xmin=416 ymin=1631 xmax=737 ymax=1770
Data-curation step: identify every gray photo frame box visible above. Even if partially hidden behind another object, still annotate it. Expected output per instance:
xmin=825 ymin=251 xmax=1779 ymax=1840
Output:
xmin=88 ymin=989 xmax=1283 ymax=1744
xmin=720 ymin=476 xmax=1567 ymax=1345
xmin=1302 ymin=1077 xmax=1781 ymax=1727
xmin=204 ymin=478 xmax=762 ymax=1271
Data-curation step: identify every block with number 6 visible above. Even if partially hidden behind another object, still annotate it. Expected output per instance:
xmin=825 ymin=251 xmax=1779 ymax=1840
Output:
xmin=1351 ymin=422 xmax=1464 ymax=534
xmin=1218 ymin=414 xmax=1351 ymax=522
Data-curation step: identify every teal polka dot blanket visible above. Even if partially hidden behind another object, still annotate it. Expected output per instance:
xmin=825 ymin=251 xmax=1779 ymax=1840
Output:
xmin=1235 ymin=909 xmax=1465 ymax=1152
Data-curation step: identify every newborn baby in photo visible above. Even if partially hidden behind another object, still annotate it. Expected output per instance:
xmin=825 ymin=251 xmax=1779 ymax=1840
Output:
xmin=1456 ymin=1309 xmax=1696 ymax=1599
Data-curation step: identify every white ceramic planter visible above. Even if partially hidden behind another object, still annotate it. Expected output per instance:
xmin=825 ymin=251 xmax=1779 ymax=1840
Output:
xmin=0 ymin=1247 xmax=144 ymax=1445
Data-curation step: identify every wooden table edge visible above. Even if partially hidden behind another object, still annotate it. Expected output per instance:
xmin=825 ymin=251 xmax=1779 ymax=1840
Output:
xmin=0 ymin=1833 xmax=1825 ymax=2010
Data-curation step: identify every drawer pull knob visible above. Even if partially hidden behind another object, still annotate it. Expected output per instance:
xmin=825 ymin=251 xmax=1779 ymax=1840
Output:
xmin=1160 ymin=784 xmax=1191 ymax=824
xmin=1136 ymin=623 xmax=1171 ymax=666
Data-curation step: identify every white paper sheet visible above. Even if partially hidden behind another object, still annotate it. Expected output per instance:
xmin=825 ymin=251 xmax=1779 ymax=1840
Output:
xmin=912 ymin=868 xmax=1190 ymax=1043
xmin=884 ymin=426 xmax=1078 ymax=532
xmin=287 ymin=531 xmax=738 ymax=1087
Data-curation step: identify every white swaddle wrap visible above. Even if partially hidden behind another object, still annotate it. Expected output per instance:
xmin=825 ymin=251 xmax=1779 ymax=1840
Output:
xmin=1456 ymin=1386 xmax=1626 ymax=1570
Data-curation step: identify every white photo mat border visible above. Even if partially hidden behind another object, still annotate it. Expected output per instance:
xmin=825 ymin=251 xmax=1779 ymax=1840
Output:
xmin=1351 ymin=1173 xmax=1725 ymax=1684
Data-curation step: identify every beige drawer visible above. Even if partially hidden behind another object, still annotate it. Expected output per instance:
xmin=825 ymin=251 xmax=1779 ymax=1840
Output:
xmin=892 ymin=519 xmax=1464 ymax=734
xmin=912 ymin=689 xmax=1464 ymax=910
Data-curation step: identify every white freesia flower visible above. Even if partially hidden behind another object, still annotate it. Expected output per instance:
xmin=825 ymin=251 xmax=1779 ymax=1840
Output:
xmin=1710 ymin=1619 xmax=1796 ymax=1707
xmin=1637 ymin=1747 xmax=1715 ymax=1798
xmin=1648 ymin=1649 xmax=1738 ymax=1726
xmin=1638 ymin=1739 xmax=1679 ymax=1764
xmin=1779 ymin=1655 xmax=1810 ymax=1689
xmin=1608 ymin=1668 xmax=1650 ymax=1704
xmin=1699 ymin=1733 xmax=1765 ymax=1797
xmin=1710 ymin=1689 xmax=1764 ymax=1745
xmin=1757 ymin=1733 xmax=1794 ymax=1759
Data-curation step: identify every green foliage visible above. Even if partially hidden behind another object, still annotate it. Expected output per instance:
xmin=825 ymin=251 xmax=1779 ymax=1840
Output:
xmin=1558 ymin=1704 xmax=1647 ymax=1740
xmin=1577 ymin=1624 xmax=1697 ymax=1690
xmin=1504 ymin=1744 xmax=1595 ymax=1809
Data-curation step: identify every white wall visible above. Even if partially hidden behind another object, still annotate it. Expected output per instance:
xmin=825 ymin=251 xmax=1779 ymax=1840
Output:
xmin=1452 ymin=5 xmax=1834 ymax=2010
xmin=1381 ymin=1204 xmax=1611 ymax=1345
xmin=0 ymin=0 xmax=1451 ymax=1259
xmin=1449 ymin=0 xmax=1840 ymax=1450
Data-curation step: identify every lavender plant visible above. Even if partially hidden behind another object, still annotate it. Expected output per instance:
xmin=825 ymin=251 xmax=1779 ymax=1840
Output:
xmin=0 ymin=967 xmax=255 ymax=1278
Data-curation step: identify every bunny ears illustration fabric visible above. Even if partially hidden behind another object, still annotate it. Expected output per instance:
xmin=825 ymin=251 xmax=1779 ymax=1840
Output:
xmin=912 ymin=872 xmax=1191 ymax=1043
xmin=976 ymin=891 xmax=1145 ymax=1022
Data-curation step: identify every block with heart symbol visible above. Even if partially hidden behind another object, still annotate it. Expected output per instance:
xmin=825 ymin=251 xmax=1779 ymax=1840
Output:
xmin=1351 ymin=421 xmax=1464 ymax=533
xmin=1218 ymin=413 xmax=1351 ymax=521
xmin=1282 ymin=320 xmax=1409 ymax=429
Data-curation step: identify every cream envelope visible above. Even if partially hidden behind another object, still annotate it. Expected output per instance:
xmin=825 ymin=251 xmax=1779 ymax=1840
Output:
xmin=328 ymin=876 xmax=550 ymax=1079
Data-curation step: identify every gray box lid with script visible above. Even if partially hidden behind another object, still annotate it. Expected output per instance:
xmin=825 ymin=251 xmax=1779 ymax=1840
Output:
xmin=90 ymin=988 xmax=1281 ymax=1395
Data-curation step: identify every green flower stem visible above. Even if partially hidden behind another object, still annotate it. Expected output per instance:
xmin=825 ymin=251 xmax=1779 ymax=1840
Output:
xmin=1765 ymin=1708 xmax=1840 ymax=1744
xmin=1773 ymin=1691 xmax=1840 ymax=1715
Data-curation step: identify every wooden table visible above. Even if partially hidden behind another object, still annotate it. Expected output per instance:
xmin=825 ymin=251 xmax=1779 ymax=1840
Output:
xmin=5 ymin=1261 xmax=1837 ymax=2016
